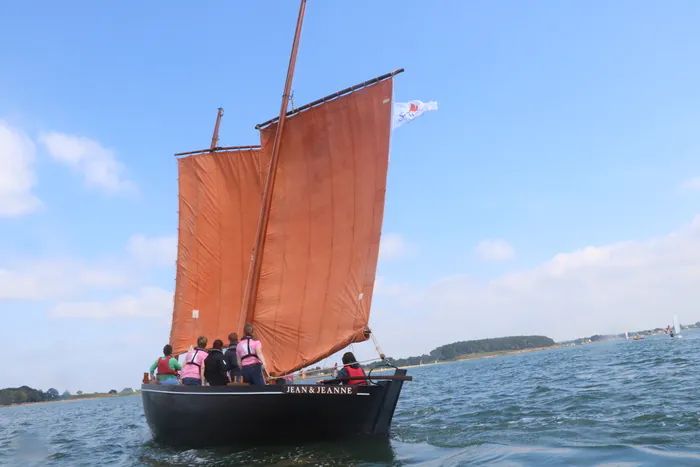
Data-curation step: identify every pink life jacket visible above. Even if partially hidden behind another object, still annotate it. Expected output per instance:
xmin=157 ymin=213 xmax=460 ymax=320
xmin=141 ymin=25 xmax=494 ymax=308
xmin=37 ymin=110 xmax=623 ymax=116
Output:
xmin=237 ymin=337 xmax=261 ymax=366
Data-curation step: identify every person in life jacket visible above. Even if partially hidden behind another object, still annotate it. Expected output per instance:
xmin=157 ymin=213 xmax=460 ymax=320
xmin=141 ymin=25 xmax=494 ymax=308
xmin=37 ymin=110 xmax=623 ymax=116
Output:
xmin=204 ymin=339 xmax=229 ymax=386
xmin=236 ymin=323 xmax=268 ymax=385
xmin=148 ymin=344 xmax=182 ymax=385
xmin=321 ymin=352 xmax=367 ymax=385
xmin=224 ymin=332 xmax=242 ymax=382
xmin=181 ymin=336 xmax=209 ymax=386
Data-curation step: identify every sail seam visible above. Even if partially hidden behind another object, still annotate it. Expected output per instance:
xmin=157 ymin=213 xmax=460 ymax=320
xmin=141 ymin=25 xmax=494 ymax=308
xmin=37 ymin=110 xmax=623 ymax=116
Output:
xmin=297 ymin=113 xmax=314 ymax=365
xmin=340 ymin=93 xmax=359 ymax=347
xmin=235 ymin=154 xmax=246 ymax=335
xmin=194 ymin=159 xmax=203 ymax=339
xmin=216 ymin=155 xmax=223 ymax=336
xmin=171 ymin=159 xmax=184 ymax=352
xmin=317 ymin=103 xmax=336 ymax=361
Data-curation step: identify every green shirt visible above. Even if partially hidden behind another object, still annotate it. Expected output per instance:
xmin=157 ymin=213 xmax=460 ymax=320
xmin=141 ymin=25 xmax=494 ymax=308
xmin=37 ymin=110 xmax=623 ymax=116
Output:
xmin=149 ymin=357 xmax=183 ymax=380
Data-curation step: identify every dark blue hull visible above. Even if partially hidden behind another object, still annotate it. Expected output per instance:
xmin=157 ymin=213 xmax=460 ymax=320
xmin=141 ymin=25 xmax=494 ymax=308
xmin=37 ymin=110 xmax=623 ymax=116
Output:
xmin=141 ymin=369 xmax=407 ymax=447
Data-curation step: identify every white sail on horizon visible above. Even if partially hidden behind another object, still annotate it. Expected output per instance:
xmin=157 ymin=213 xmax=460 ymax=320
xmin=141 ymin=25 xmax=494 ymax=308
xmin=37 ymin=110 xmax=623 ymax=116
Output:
xmin=673 ymin=315 xmax=681 ymax=336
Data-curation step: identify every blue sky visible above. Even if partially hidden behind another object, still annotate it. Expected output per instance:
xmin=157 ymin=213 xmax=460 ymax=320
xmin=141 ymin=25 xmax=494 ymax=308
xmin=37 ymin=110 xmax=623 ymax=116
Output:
xmin=2 ymin=1 xmax=700 ymax=392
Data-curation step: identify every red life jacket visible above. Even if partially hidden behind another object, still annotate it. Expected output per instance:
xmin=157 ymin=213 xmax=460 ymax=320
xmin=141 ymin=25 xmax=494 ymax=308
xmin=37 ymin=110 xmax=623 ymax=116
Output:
xmin=157 ymin=356 xmax=178 ymax=376
xmin=344 ymin=364 xmax=367 ymax=385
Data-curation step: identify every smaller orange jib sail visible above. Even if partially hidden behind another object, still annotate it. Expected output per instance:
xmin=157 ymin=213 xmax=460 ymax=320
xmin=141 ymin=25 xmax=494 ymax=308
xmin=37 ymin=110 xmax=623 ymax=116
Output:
xmin=248 ymin=75 xmax=397 ymax=376
xmin=169 ymin=148 xmax=269 ymax=356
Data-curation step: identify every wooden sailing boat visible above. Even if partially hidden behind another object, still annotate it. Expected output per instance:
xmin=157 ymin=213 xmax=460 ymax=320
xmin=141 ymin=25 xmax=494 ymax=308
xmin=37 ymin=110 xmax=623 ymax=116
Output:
xmin=141 ymin=0 xmax=411 ymax=447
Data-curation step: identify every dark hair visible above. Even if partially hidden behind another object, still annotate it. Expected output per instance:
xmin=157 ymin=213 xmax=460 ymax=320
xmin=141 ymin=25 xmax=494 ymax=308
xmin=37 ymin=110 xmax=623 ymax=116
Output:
xmin=163 ymin=344 xmax=173 ymax=356
xmin=342 ymin=352 xmax=357 ymax=365
xmin=244 ymin=323 xmax=254 ymax=336
xmin=228 ymin=332 xmax=238 ymax=344
xmin=212 ymin=339 xmax=224 ymax=350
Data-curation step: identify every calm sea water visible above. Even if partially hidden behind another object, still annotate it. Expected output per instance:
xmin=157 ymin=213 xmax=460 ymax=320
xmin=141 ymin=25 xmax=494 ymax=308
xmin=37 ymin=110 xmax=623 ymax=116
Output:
xmin=2 ymin=331 xmax=699 ymax=466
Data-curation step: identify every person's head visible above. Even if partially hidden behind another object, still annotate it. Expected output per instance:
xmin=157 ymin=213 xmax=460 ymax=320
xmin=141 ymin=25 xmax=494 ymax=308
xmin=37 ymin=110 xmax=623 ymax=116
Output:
xmin=212 ymin=339 xmax=224 ymax=350
xmin=342 ymin=352 xmax=357 ymax=366
xmin=163 ymin=344 xmax=173 ymax=357
xmin=244 ymin=323 xmax=254 ymax=337
xmin=228 ymin=332 xmax=238 ymax=344
xmin=197 ymin=336 xmax=208 ymax=348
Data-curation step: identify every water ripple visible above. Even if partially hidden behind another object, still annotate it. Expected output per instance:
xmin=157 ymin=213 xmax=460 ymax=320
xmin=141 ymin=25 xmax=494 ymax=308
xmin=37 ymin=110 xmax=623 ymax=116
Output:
xmin=1 ymin=331 xmax=699 ymax=465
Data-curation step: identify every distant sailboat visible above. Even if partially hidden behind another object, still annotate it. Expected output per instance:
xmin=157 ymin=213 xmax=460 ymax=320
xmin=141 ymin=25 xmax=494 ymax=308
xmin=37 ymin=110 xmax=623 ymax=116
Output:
xmin=625 ymin=331 xmax=629 ymax=340
xmin=671 ymin=315 xmax=682 ymax=338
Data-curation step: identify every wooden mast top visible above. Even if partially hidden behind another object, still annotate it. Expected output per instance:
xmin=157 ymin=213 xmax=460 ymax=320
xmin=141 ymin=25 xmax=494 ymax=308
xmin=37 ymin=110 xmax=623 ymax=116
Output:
xmin=210 ymin=107 xmax=224 ymax=149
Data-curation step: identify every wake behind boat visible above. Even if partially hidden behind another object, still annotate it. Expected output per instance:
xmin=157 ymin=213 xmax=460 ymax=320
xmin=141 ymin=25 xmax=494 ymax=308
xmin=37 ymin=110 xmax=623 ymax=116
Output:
xmin=141 ymin=0 xmax=419 ymax=448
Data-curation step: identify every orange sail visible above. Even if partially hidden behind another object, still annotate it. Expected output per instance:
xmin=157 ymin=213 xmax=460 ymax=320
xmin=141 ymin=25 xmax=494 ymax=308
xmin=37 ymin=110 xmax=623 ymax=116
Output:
xmin=170 ymin=149 xmax=269 ymax=356
xmin=251 ymin=78 xmax=394 ymax=375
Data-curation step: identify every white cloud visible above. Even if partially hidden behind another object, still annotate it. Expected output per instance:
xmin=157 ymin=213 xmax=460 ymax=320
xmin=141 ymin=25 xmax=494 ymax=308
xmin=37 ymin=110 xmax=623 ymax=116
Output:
xmin=5 ymin=330 xmax=170 ymax=393
xmin=0 ymin=233 xmax=175 ymax=391
xmin=50 ymin=286 xmax=173 ymax=319
xmin=680 ymin=176 xmax=700 ymax=192
xmin=475 ymin=238 xmax=515 ymax=262
xmin=0 ymin=259 xmax=129 ymax=301
xmin=39 ymin=131 xmax=134 ymax=193
xmin=126 ymin=234 xmax=177 ymax=267
xmin=0 ymin=121 xmax=42 ymax=217
xmin=0 ymin=232 xmax=176 ymax=302
xmin=374 ymin=275 xmax=410 ymax=298
xmin=379 ymin=233 xmax=415 ymax=261
xmin=371 ymin=217 xmax=700 ymax=358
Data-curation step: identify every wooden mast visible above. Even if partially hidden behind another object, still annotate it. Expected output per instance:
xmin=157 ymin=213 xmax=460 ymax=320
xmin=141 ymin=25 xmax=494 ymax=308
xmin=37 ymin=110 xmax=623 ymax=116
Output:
xmin=210 ymin=107 xmax=224 ymax=149
xmin=241 ymin=0 xmax=308 ymax=326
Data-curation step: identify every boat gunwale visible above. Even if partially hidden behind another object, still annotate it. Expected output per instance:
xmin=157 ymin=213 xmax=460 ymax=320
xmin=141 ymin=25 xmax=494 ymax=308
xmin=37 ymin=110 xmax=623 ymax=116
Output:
xmin=140 ymin=383 xmax=381 ymax=395
xmin=141 ymin=388 xmax=373 ymax=396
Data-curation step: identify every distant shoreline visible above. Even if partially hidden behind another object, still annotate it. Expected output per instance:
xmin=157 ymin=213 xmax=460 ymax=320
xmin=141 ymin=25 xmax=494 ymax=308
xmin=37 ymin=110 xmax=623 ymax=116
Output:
xmin=1 ymin=392 xmax=139 ymax=409
xmin=369 ymin=345 xmax=562 ymax=372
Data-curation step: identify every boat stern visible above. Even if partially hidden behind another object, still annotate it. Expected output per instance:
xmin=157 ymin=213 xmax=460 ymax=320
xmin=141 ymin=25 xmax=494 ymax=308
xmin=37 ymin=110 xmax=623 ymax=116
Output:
xmin=369 ymin=368 xmax=408 ymax=436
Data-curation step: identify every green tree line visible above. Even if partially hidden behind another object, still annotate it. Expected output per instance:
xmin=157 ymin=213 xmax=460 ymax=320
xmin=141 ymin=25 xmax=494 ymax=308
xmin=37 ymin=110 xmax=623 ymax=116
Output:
xmin=380 ymin=335 xmax=556 ymax=368
xmin=0 ymin=386 xmax=60 ymax=406
xmin=0 ymin=386 xmax=138 ymax=406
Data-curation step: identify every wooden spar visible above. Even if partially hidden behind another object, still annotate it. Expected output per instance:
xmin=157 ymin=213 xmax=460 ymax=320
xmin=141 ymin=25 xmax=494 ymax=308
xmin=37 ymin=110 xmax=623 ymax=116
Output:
xmin=174 ymin=145 xmax=261 ymax=157
xmin=241 ymin=0 xmax=307 ymax=326
xmin=210 ymin=107 xmax=224 ymax=149
xmin=255 ymin=69 xmax=405 ymax=130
